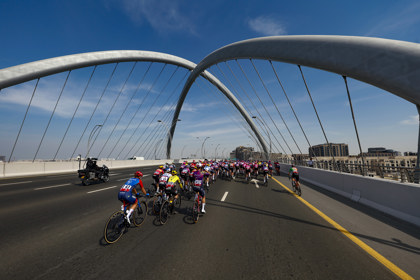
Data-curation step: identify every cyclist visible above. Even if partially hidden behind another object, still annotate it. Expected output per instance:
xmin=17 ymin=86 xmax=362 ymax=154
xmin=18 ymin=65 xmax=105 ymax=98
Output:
xmin=262 ymin=163 xmax=269 ymax=183
xmin=118 ymin=171 xmax=148 ymax=224
xmin=152 ymin=165 xmax=165 ymax=192
xmin=244 ymin=162 xmax=251 ymax=181
xmin=274 ymin=161 xmax=280 ymax=175
xmin=165 ymin=170 xmax=183 ymax=213
xmin=203 ymin=164 xmax=211 ymax=187
xmin=158 ymin=169 xmax=172 ymax=193
xmin=288 ymin=164 xmax=300 ymax=187
xmin=192 ymin=168 xmax=207 ymax=213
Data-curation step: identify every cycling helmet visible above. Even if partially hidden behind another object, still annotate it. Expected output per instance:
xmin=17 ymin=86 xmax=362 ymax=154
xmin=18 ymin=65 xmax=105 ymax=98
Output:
xmin=172 ymin=170 xmax=177 ymax=175
xmin=134 ymin=171 xmax=143 ymax=177
xmin=166 ymin=168 xmax=171 ymax=173
xmin=159 ymin=165 xmax=163 ymax=169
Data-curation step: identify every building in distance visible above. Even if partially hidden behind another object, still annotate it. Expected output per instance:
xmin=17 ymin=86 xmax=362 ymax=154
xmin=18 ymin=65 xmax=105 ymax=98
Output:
xmin=309 ymin=143 xmax=349 ymax=157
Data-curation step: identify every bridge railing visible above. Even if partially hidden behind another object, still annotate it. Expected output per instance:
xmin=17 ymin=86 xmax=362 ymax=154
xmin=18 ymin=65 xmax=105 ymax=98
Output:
xmin=279 ymin=158 xmax=417 ymax=183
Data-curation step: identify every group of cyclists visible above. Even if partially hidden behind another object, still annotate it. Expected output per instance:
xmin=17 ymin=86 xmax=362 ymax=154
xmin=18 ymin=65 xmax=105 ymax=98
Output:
xmin=117 ymin=159 xmax=301 ymax=223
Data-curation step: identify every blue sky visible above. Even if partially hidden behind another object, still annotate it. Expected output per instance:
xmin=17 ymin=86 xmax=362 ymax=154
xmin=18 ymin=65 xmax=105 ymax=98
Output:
xmin=1 ymin=0 xmax=420 ymax=160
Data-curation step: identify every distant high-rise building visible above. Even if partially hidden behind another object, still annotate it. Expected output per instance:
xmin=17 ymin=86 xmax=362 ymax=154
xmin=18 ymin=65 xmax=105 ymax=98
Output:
xmin=234 ymin=146 xmax=254 ymax=160
xmin=364 ymin=147 xmax=401 ymax=157
xmin=309 ymin=143 xmax=349 ymax=157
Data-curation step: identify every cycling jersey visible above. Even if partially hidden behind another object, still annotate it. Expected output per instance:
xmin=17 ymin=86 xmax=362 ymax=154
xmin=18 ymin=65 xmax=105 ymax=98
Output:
xmin=118 ymin=178 xmax=144 ymax=204
xmin=167 ymin=175 xmax=183 ymax=189
xmin=159 ymin=173 xmax=172 ymax=187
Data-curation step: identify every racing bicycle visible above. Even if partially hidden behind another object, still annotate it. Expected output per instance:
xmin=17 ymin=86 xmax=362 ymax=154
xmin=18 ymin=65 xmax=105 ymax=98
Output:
xmin=291 ymin=177 xmax=302 ymax=196
xmin=191 ymin=191 xmax=203 ymax=223
xmin=104 ymin=195 xmax=148 ymax=244
xmin=159 ymin=191 xmax=181 ymax=225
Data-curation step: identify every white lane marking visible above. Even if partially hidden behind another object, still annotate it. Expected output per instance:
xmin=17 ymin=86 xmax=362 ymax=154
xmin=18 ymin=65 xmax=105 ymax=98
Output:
xmin=34 ymin=183 xmax=71 ymax=190
xmin=221 ymin=192 xmax=229 ymax=202
xmin=251 ymin=179 xmax=260 ymax=188
xmin=0 ymin=181 xmax=33 ymax=186
xmin=87 ymin=186 xmax=119 ymax=194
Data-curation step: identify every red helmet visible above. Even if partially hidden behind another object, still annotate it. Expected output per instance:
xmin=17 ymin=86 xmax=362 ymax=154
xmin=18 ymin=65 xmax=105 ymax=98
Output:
xmin=135 ymin=171 xmax=143 ymax=177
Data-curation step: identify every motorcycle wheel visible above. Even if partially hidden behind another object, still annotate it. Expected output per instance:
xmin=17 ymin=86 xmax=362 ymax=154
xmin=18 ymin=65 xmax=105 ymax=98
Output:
xmin=82 ymin=179 xmax=90 ymax=186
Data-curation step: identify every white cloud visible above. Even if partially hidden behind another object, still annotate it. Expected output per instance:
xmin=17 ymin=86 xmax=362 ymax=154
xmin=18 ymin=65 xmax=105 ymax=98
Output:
xmin=248 ymin=16 xmax=287 ymax=36
xmin=117 ymin=0 xmax=196 ymax=34
xmin=401 ymin=115 xmax=419 ymax=125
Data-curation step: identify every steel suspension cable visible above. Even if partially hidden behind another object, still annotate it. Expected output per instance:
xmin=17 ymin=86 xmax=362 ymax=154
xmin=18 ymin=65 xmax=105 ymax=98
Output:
xmin=215 ymin=63 xmax=281 ymax=154
xmin=144 ymin=113 xmax=174 ymax=159
xmin=71 ymin=63 xmax=119 ymax=159
xmin=8 ymin=78 xmax=40 ymax=162
xmin=129 ymin=82 xmax=185 ymax=159
xmin=213 ymin=63 xmax=283 ymax=155
xmin=251 ymin=59 xmax=303 ymax=155
xmin=199 ymin=75 xmax=283 ymax=156
xmin=298 ymin=65 xmax=337 ymax=169
xmin=142 ymin=103 xmax=177 ymax=159
xmin=112 ymin=62 xmax=154 ymax=159
xmin=104 ymin=62 xmax=153 ymax=158
xmin=96 ymin=62 xmax=140 ymax=158
xmin=33 ymin=70 xmax=71 ymax=161
xmin=121 ymin=64 xmax=168 ymax=159
xmin=88 ymin=63 xmax=140 ymax=157
xmin=120 ymin=64 xmax=170 ymax=159
xmin=343 ymin=76 xmax=365 ymax=173
xmin=270 ymin=61 xmax=318 ymax=162
xmin=234 ymin=60 xmax=288 ymax=155
xmin=247 ymin=59 xmax=294 ymax=155
xmin=226 ymin=61 xmax=285 ymax=155
xmin=53 ymin=66 xmax=97 ymax=160
xmin=125 ymin=70 xmax=188 ymax=159
xmin=129 ymin=66 xmax=181 ymax=158
xmin=237 ymin=60 xmax=289 ymax=155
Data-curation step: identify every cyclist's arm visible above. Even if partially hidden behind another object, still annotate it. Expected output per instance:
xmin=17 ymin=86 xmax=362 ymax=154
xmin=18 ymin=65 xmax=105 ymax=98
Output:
xmin=137 ymin=180 xmax=147 ymax=195
xmin=176 ymin=176 xmax=183 ymax=189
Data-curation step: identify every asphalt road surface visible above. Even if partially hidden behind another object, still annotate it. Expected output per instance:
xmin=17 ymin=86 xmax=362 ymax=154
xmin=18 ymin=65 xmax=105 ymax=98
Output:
xmin=0 ymin=166 xmax=419 ymax=279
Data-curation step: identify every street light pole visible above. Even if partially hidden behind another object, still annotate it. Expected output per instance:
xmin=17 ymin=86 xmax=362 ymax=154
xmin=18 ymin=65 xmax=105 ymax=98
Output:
xmin=201 ymin=137 xmax=210 ymax=159
xmin=87 ymin=124 xmax=102 ymax=159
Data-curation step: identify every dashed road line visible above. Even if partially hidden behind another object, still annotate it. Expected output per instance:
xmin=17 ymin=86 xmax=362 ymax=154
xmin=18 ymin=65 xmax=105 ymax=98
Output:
xmin=87 ymin=186 xmax=119 ymax=194
xmin=221 ymin=192 xmax=229 ymax=201
xmin=0 ymin=181 xmax=33 ymax=186
xmin=34 ymin=183 xmax=71 ymax=190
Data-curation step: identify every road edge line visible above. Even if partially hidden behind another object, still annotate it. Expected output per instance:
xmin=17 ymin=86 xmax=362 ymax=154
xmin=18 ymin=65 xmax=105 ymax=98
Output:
xmin=271 ymin=176 xmax=414 ymax=280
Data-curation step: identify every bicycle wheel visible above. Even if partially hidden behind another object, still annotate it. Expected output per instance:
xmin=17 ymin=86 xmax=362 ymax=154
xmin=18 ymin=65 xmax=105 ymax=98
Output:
xmin=174 ymin=195 xmax=181 ymax=211
xmin=296 ymin=184 xmax=302 ymax=196
xmin=104 ymin=211 xmax=125 ymax=244
xmin=192 ymin=200 xmax=200 ymax=223
xmin=133 ymin=201 xmax=147 ymax=227
xmin=160 ymin=200 xmax=170 ymax=225
xmin=153 ymin=195 xmax=162 ymax=215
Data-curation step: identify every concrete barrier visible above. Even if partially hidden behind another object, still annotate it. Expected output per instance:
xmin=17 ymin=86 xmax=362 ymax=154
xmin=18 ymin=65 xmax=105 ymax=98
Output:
xmin=280 ymin=164 xmax=420 ymax=227
xmin=0 ymin=159 xmax=203 ymax=178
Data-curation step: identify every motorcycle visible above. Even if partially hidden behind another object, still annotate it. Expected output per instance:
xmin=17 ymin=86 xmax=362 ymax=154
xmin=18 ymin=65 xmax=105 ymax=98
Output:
xmin=78 ymin=158 xmax=109 ymax=186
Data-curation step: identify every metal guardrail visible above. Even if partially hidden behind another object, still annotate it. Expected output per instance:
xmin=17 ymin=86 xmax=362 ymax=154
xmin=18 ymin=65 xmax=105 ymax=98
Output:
xmin=279 ymin=158 xmax=418 ymax=183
